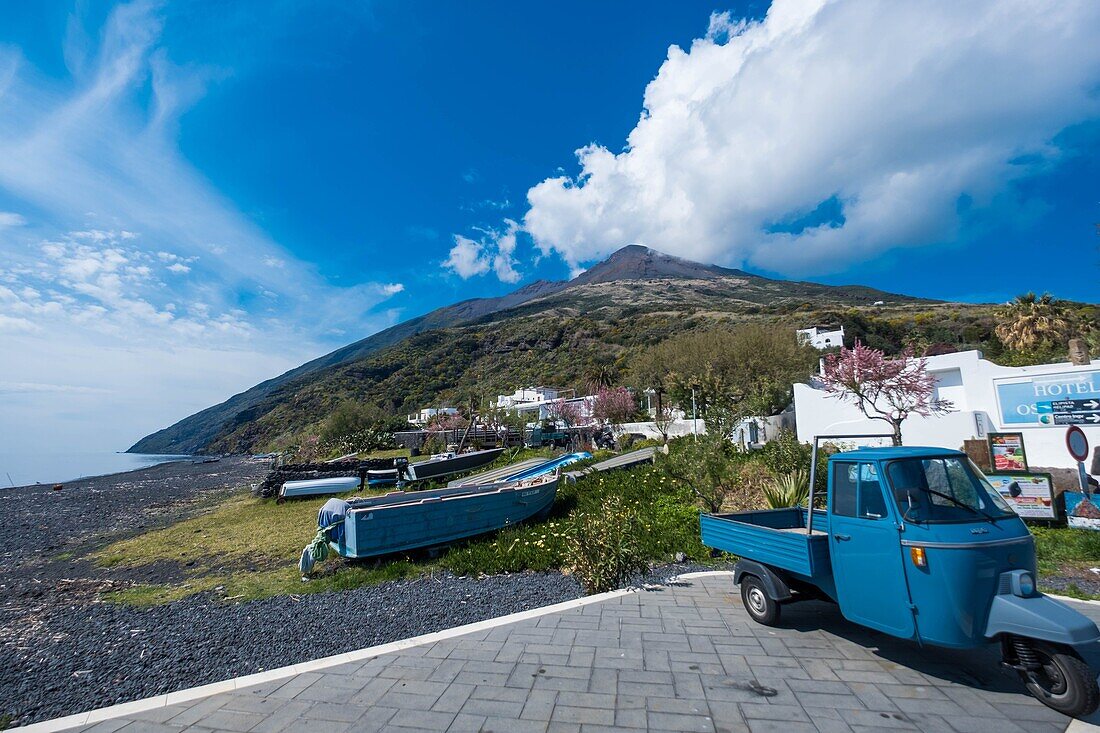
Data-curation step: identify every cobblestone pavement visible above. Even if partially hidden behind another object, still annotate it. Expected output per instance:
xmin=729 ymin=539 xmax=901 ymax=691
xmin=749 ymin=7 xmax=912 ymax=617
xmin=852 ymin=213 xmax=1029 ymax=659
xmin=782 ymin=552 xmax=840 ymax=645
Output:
xmin=45 ymin=573 xmax=1100 ymax=732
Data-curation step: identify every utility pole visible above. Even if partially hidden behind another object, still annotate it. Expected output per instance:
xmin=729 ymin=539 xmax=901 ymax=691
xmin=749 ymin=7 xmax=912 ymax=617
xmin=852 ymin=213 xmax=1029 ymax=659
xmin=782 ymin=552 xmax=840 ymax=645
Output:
xmin=692 ymin=387 xmax=698 ymax=442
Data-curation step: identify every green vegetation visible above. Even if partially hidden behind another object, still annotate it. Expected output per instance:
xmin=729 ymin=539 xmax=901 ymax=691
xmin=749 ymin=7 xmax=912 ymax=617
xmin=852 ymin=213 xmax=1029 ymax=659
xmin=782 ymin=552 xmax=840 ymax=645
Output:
xmin=1031 ymin=526 xmax=1100 ymax=599
xmin=763 ymin=470 xmax=811 ymax=509
xmin=568 ymin=496 xmax=650 ymax=593
xmin=95 ymin=428 xmax=1100 ymax=606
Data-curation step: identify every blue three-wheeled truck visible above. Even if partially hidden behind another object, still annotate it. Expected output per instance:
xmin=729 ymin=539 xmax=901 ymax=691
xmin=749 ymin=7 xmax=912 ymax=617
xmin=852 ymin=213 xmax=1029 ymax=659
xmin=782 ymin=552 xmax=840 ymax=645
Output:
xmin=700 ymin=443 xmax=1100 ymax=718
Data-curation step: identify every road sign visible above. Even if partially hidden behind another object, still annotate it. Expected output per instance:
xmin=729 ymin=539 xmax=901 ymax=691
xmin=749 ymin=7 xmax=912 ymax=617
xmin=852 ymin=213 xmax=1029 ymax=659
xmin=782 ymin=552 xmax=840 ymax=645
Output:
xmin=1039 ymin=398 xmax=1100 ymax=425
xmin=1067 ymin=425 xmax=1090 ymax=462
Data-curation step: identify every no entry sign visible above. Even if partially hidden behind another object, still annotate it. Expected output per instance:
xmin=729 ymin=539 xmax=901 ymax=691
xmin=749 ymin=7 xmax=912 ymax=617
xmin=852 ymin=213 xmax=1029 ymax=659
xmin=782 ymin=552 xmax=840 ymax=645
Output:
xmin=1067 ymin=425 xmax=1090 ymax=462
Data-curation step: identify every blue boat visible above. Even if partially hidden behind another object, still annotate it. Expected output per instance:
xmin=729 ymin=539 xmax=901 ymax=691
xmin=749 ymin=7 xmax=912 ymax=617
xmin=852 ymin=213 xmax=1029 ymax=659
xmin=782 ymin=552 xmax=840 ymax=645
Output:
xmin=320 ymin=473 xmax=560 ymax=559
xmin=449 ymin=452 xmax=591 ymax=487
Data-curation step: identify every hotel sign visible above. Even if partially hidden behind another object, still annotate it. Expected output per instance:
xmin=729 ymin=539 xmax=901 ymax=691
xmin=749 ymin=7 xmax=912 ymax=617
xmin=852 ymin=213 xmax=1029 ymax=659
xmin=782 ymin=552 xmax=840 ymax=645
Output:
xmin=994 ymin=370 xmax=1100 ymax=426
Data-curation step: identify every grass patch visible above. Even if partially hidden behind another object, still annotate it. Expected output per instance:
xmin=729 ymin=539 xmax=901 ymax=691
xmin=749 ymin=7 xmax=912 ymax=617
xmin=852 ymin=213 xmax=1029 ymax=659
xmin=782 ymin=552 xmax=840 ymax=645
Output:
xmin=1031 ymin=526 xmax=1100 ymax=599
xmin=93 ymin=490 xmax=424 ymax=603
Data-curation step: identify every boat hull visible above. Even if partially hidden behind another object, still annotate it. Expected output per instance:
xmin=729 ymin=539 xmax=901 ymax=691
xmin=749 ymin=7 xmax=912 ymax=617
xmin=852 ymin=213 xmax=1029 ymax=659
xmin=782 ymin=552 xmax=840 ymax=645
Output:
xmin=330 ymin=476 xmax=558 ymax=559
xmin=406 ymin=447 xmax=505 ymax=481
xmin=280 ymin=476 xmax=360 ymax=499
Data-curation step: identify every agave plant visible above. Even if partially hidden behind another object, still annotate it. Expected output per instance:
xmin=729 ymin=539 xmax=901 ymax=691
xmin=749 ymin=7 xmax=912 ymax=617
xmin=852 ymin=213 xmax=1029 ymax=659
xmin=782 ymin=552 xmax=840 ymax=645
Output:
xmin=763 ymin=469 xmax=810 ymax=509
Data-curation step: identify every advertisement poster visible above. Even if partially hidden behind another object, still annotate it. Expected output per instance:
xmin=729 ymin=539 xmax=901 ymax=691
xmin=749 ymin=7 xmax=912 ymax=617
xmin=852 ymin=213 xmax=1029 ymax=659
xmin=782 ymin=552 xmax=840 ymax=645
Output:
xmin=986 ymin=473 xmax=1057 ymax=520
xmin=1065 ymin=491 xmax=1100 ymax=531
xmin=988 ymin=433 xmax=1028 ymax=471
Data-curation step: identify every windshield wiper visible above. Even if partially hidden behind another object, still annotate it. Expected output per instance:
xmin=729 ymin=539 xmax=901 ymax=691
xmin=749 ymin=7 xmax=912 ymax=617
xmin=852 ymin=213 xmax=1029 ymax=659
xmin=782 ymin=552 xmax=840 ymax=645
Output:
xmin=921 ymin=487 xmax=995 ymax=522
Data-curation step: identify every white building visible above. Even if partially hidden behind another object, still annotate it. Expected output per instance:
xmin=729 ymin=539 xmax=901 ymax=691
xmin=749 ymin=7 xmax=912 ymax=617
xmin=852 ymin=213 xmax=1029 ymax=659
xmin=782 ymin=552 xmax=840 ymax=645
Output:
xmin=496 ymin=386 xmax=560 ymax=409
xmin=406 ymin=406 xmax=459 ymax=426
xmin=794 ymin=350 xmax=1100 ymax=470
xmin=797 ymin=325 xmax=845 ymax=350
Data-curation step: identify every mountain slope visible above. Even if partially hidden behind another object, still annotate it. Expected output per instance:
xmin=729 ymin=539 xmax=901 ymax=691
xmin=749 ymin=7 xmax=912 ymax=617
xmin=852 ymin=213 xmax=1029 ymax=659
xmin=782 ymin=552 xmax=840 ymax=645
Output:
xmin=130 ymin=246 xmax=933 ymax=454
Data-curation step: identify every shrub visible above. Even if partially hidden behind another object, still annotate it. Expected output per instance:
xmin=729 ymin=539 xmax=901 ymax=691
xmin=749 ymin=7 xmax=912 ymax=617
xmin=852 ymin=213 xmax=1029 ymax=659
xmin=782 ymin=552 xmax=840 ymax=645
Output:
xmin=568 ymin=495 xmax=649 ymax=593
xmin=763 ymin=470 xmax=810 ymax=509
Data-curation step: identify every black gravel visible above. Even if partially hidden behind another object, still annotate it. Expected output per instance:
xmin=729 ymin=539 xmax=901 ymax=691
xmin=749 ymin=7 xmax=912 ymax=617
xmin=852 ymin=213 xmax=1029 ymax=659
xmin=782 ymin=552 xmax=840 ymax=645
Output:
xmin=0 ymin=571 xmax=587 ymax=727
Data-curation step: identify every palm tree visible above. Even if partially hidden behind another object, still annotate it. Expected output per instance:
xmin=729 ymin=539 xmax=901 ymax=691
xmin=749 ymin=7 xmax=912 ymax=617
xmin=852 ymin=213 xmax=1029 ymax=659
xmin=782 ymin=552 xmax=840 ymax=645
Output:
xmin=994 ymin=292 xmax=1072 ymax=352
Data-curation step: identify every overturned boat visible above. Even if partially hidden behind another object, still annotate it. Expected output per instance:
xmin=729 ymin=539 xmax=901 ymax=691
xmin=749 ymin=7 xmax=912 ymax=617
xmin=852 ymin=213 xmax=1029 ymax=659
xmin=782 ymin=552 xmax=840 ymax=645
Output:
xmin=279 ymin=447 xmax=505 ymax=501
xmin=317 ymin=472 xmax=559 ymax=559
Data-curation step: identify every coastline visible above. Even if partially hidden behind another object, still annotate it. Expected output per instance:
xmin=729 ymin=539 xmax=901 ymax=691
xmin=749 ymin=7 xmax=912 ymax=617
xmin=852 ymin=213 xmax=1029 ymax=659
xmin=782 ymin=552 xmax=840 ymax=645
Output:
xmin=0 ymin=452 xmax=198 ymax=490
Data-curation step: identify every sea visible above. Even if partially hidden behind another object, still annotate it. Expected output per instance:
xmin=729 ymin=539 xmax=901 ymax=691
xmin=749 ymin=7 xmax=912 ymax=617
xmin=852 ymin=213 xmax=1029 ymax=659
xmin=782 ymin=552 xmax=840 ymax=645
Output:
xmin=0 ymin=452 xmax=193 ymax=488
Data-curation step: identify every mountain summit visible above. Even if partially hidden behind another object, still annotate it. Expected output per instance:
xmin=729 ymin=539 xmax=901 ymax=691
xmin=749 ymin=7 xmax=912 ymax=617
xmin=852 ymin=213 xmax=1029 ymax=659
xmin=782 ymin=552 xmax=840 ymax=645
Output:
xmin=571 ymin=245 xmax=745 ymax=285
xmin=129 ymin=246 xmax=923 ymax=455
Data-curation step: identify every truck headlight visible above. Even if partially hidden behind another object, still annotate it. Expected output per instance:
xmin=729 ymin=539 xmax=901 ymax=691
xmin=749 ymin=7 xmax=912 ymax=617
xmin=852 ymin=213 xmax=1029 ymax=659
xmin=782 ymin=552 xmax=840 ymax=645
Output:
xmin=1016 ymin=572 xmax=1035 ymax=597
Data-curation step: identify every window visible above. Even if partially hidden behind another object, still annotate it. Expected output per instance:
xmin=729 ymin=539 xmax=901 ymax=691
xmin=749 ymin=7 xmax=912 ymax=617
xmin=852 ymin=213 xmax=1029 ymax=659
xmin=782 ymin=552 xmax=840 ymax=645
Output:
xmin=858 ymin=463 xmax=887 ymax=519
xmin=832 ymin=462 xmax=887 ymax=520
xmin=832 ymin=463 xmax=857 ymax=517
xmin=887 ymin=457 xmax=1015 ymax=523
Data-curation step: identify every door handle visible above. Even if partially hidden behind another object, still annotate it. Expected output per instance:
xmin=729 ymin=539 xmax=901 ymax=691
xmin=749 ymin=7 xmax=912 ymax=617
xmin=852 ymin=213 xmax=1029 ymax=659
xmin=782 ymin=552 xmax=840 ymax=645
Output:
xmin=833 ymin=533 xmax=851 ymax=541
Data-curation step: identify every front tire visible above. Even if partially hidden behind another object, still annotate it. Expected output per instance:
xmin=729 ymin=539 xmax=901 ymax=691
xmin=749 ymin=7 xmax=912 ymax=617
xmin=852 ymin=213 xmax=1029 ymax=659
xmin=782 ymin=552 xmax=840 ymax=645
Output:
xmin=1020 ymin=641 xmax=1099 ymax=718
xmin=740 ymin=575 xmax=781 ymax=626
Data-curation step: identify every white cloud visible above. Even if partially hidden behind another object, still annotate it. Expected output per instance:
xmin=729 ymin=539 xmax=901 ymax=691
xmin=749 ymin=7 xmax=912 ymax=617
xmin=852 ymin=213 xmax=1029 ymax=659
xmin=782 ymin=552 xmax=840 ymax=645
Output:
xmin=523 ymin=1 xmax=1100 ymax=276
xmin=381 ymin=283 xmax=404 ymax=296
xmin=0 ymin=3 xmax=407 ymax=456
xmin=443 ymin=219 xmax=522 ymax=283
xmin=0 ymin=211 xmax=26 ymax=227
xmin=444 ymin=236 xmax=490 ymax=279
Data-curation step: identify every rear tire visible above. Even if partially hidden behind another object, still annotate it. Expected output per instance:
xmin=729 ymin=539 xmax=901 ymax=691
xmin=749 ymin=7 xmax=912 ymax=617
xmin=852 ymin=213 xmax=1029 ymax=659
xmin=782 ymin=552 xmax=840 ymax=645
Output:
xmin=1020 ymin=641 xmax=1099 ymax=718
xmin=740 ymin=575 xmax=781 ymax=626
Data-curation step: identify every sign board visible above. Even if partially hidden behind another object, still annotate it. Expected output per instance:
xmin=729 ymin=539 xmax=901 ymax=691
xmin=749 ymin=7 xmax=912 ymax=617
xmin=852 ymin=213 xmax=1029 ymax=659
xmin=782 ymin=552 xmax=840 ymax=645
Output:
xmin=988 ymin=432 xmax=1028 ymax=472
xmin=995 ymin=370 xmax=1100 ymax=426
xmin=986 ymin=473 xmax=1057 ymax=520
xmin=1039 ymin=399 xmax=1100 ymax=426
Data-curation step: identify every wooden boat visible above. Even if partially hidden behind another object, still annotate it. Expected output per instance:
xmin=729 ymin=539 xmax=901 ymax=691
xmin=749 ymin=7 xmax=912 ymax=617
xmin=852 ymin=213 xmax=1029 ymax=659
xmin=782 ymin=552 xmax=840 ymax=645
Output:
xmin=279 ymin=447 xmax=505 ymax=500
xmin=325 ymin=473 xmax=559 ymax=559
xmin=564 ymin=446 xmax=657 ymax=480
xmin=405 ymin=447 xmax=504 ymax=481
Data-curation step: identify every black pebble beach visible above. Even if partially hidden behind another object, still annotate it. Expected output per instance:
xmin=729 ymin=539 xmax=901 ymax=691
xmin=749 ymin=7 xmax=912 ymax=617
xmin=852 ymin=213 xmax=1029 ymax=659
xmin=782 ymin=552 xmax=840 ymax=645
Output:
xmin=0 ymin=457 xmax=708 ymax=727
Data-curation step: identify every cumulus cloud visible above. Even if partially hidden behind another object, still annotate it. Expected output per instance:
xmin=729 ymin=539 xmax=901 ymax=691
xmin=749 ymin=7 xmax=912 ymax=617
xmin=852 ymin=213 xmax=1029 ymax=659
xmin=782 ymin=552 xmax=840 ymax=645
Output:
xmin=523 ymin=0 xmax=1100 ymax=275
xmin=443 ymin=219 xmax=522 ymax=283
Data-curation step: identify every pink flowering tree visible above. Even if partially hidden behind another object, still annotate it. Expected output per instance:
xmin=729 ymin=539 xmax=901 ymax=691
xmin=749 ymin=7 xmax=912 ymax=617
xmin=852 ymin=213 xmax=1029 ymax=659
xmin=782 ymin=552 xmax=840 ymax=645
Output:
xmin=591 ymin=387 xmax=637 ymax=429
xmin=546 ymin=400 xmax=584 ymax=428
xmin=820 ymin=343 xmax=953 ymax=446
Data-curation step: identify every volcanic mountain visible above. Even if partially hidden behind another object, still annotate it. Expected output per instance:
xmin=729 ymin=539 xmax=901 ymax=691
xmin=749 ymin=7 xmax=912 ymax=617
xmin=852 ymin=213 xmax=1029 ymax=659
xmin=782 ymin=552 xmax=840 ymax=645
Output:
xmin=129 ymin=245 xmax=932 ymax=455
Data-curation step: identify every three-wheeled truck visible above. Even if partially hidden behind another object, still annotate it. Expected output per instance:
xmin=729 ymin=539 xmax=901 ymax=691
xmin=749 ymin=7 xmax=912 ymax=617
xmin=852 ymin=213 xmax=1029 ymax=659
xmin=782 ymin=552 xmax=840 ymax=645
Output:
xmin=700 ymin=444 xmax=1100 ymax=717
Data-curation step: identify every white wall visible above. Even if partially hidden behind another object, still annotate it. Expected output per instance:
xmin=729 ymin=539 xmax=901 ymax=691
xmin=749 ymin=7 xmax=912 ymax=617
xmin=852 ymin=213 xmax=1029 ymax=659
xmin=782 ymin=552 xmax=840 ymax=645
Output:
xmin=794 ymin=350 xmax=1100 ymax=470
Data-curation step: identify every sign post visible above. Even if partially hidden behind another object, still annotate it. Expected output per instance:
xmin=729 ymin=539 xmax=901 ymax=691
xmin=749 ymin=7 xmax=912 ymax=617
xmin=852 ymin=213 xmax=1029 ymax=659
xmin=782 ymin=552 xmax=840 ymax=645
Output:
xmin=1067 ymin=426 xmax=1091 ymax=493
xmin=1040 ymin=399 xmax=1100 ymax=426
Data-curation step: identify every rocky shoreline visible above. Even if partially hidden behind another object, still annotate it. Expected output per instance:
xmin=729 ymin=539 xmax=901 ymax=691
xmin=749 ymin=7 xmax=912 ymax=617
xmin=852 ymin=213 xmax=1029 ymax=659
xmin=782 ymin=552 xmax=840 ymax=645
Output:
xmin=0 ymin=456 xmax=710 ymax=728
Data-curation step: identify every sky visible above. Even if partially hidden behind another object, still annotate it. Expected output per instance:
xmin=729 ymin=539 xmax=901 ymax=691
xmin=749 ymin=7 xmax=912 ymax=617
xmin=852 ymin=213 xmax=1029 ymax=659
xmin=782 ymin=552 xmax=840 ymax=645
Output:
xmin=0 ymin=0 xmax=1098 ymax=456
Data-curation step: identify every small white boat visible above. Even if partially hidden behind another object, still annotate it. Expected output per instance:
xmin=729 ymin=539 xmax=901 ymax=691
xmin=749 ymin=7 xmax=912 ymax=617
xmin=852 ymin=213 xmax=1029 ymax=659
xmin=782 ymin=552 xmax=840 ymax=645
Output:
xmin=278 ymin=475 xmax=360 ymax=503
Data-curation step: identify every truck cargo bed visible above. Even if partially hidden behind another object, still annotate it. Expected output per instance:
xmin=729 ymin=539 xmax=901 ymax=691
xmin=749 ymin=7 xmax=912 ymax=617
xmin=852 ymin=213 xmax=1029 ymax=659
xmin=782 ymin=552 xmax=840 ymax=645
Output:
xmin=700 ymin=507 xmax=831 ymax=579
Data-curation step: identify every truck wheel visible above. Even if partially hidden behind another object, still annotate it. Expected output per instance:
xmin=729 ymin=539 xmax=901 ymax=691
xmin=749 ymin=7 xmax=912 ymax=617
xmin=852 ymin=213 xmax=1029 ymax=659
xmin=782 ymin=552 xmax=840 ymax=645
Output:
xmin=1020 ymin=641 xmax=1099 ymax=717
xmin=741 ymin=575 xmax=781 ymax=626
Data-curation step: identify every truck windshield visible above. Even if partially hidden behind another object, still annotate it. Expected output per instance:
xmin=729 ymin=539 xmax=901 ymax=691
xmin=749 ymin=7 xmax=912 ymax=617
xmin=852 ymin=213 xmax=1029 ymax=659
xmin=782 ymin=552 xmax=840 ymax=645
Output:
xmin=886 ymin=457 xmax=1016 ymax=523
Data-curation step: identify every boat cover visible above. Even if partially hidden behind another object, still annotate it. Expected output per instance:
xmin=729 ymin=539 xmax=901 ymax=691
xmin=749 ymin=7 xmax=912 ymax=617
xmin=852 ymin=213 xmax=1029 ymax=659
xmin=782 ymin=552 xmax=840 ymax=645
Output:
xmin=318 ymin=498 xmax=350 ymax=544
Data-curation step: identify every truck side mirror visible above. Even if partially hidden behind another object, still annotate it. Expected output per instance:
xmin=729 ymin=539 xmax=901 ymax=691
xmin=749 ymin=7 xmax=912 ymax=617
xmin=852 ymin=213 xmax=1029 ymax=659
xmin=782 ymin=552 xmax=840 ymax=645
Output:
xmin=1007 ymin=481 xmax=1022 ymax=498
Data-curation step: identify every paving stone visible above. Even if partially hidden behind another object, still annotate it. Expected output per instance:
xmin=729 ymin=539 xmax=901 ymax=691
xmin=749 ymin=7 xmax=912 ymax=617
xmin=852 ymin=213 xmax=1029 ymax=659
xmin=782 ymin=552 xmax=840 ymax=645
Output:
xmin=551 ymin=705 xmax=615 ymax=726
xmin=387 ymin=708 xmax=458 ymax=730
xmin=647 ymin=710 xmax=717 ymax=732
xmin=65 ymin=576 xmax=1086 ymax=733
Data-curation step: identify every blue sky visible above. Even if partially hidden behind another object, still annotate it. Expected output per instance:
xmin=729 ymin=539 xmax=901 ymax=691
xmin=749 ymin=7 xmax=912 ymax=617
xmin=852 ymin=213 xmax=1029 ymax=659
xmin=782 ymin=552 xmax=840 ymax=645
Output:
xmin=0 ymin=0 xmax=1098 ymax=455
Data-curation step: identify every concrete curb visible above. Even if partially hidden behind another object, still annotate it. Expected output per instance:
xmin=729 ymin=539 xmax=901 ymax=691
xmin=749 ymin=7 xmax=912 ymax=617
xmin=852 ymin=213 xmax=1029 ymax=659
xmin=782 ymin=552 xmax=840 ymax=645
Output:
xmin=10 ymin=586 xmax=635 ymax=732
